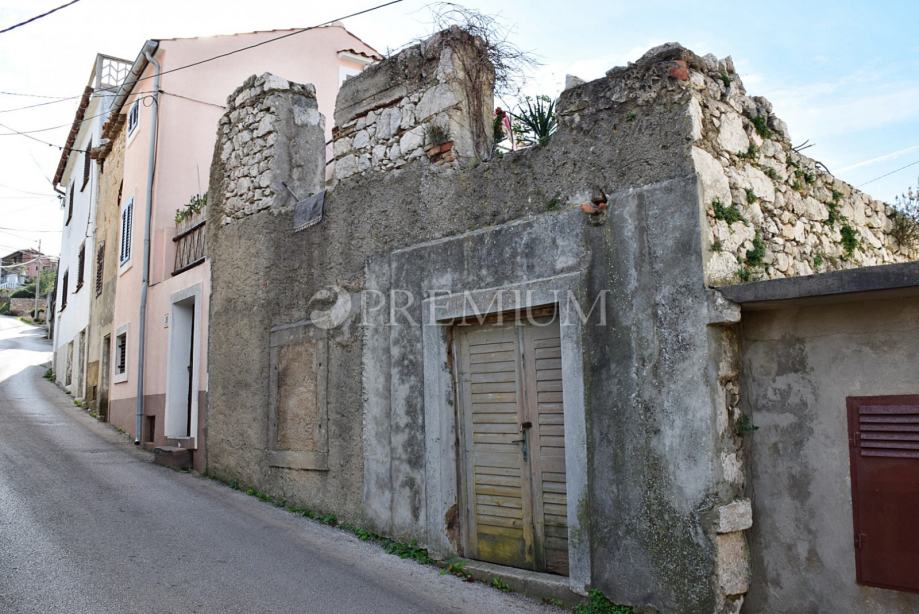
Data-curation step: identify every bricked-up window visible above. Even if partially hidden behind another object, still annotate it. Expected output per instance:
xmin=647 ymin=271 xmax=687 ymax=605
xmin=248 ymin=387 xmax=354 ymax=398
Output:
xmin=60 ymin=270 xmax=69 ymax=310
xmin=81 ymin=138 xmax=92 ymax=191
xmin=66 ymin=182 xmax=74 ymax=225
xmin=95 ymin=241 xmax=104 ymax=296
xmin=75 ymin=242 xmax=85 ymax=290
xmin=115 ymin=332 xmax=127 ymax=375
xmin=847 ymin=395 xmax=919 ymax=594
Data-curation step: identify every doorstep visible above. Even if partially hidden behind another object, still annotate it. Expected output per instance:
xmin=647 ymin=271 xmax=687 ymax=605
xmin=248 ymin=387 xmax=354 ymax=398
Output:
xmin=454 ymin=559 xmax=582 ymax=606
xmin=152 ymin=445 xmax=193 ymax=471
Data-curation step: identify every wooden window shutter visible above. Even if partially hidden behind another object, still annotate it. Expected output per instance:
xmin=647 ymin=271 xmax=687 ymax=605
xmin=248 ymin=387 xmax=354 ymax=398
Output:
xmin=95 ymin=241 xmax=104 ymax=296
xmin=81 ymin=138 xmax=92 ymax=191
xmin=76 ymin=243 xmax=85 ymax=288
xmin=847 ymin=395 xmax=919 ymax=594
xmin=60 ymin=271 xmax=69 ymax=309
xmin=67 ymin=183 xmax=74 ymax=224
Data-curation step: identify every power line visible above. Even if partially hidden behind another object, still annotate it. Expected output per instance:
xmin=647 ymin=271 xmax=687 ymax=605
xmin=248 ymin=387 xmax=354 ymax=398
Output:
xmin=0 ymin=90 xmax=71 ymax=99
xmin=0 ymin=183 xmax=58 ymax=197
xmin=0 ymin=0 xmax=82 ymax=35
xmin=103 ymin=0 xmax=398 ymax=90
xmin=0 ymin=226 xmax=62 ymax=234
xmin=0 ymin=0 xmax=397 ymax=114
xmin=0 ymin=121 xmax=86 ymax=152
xmin=860 ymin=159 xmax=919 ymax=187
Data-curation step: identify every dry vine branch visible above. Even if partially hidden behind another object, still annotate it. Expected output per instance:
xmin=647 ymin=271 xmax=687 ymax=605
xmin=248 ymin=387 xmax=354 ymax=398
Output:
xmin=427 ymin=2 xmax=538 ymax=96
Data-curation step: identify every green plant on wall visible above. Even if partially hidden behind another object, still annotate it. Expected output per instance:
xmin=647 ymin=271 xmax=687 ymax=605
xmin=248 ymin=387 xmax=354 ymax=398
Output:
xmin=175 ymin=193 xmax=207 ymax=224
xmin=891 ymin=179 xmax=919 ymax=249
xmin=745 ymin=233 xmax=766 ymax=267
xmin=712 ymin=199 xmax=744 ymax=224
xmin=751 ymin=115 xmax=772 ymax=138
xmin=513 ymin=95 xmax=557 ymax=147
xmin=840 ymin=223 xmax=859 ymax=258
xmin=425 ymin=123 xmax=451 ymax=146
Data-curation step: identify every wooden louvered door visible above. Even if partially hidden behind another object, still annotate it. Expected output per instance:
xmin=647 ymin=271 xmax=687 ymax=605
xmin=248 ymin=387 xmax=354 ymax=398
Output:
xmin=847 ymin=395 xmax=919 ymax=594
xmin=454 ymin=313 xmax=569 ymax=575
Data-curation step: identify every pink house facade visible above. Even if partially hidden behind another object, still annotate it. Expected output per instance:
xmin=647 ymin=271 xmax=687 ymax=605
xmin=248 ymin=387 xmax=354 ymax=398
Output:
xmin=100 ymin=24 xmax=379 ymax=469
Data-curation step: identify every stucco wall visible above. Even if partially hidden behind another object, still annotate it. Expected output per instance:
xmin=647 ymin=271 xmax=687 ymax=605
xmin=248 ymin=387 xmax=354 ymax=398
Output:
xmin=108 ymin=26 xmax=377 ymax=444
xmin=53 ymin=93 xmax=107 ymax=398
xmin=206 ymin=36 xmax=749 ymax=613
xmin=740 ymin=296 xmax=919 ymax=613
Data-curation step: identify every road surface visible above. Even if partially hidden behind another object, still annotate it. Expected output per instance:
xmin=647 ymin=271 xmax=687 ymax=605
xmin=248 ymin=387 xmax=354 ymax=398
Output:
xmin=0 ymin=316 xmax=556 ymax=613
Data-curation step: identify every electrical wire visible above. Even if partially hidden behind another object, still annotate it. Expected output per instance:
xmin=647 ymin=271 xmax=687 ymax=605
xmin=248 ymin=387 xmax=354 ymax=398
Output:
xmin=0 ymin=226 xmax=62 ymax=233
xmin=860 ymin=159 xmax=919 ymax=187
xmin=0 ymin=0 xmax=82 ymax=36
xmin=0 ymin=0 xmax=401 ymax=155
xmin=0 ymin=90 xmax=71 ymax=99
xmin=0 ymin=0 xmax=397 ymax=114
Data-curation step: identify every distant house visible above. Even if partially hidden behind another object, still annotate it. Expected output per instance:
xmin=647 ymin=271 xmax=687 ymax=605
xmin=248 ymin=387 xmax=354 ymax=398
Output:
xmin=92 ymin=23 xmax=380 ymax=469
xmin=51 ymin=54 xmax=132 ymax=399
xmin=0 ymin=248 xmax=53 ymax=289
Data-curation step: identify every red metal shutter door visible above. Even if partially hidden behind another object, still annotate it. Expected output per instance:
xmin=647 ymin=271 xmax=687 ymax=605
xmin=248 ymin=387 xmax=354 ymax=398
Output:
xmin=847 ymin=395 xmax=919 ymax=594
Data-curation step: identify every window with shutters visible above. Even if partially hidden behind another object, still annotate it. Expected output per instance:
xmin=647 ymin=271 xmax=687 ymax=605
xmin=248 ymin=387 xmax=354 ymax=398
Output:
xmin=60 ymin=270 xmax=69 ymax=311
xmin=119 ymin=198 xmax=134 ymax=267
xmin=127 ymin=100 xmax=139 ymax=138
xmin=95 ymin=241 xmax=104 ymax=296
xmin=113 ymin=328 xmax=128 ymax=383
xmin=847 ymin=395 xmax=919 ymax=594
xmin=66 ymin=182 xmax=74 ymax=225
xmin=75 ymin=242 xmax=85 ymax=290
xmin=81 ymin=138 xmax=92 ymax=191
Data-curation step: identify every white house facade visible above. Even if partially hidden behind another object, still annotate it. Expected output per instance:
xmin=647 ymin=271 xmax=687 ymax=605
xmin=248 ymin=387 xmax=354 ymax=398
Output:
xmin=52 ymin=55 xmax=130 ymax=398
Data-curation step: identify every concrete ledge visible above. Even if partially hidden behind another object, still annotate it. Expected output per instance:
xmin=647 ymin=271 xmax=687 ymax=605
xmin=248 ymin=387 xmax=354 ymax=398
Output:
xmin=717 ymin=261 xmax=919 ymax=307
xmin=454 ymin=559 xmax=582 ymax=606
xmin=153 ymin=446 xmax=192 ymax=471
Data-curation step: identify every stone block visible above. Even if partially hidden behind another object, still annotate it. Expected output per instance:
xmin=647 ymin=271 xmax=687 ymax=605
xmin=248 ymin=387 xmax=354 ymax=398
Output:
xmin=716 ymin=499 xmax=752 ymax=533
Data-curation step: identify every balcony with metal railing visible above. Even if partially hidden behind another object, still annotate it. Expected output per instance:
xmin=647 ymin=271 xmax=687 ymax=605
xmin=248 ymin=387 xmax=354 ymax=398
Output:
xmin=94 ymin=55 xmax=131 ymax=92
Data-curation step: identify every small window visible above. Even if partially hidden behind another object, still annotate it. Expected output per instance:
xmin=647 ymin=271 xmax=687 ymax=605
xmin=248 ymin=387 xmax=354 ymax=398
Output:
xmin=95 ymin=241 xmax=105 ymax=296
xmin=120 ymin=198 xmax=134 ymax=266
xmin=66 ymin=182 xmax=74 ymax=225
xmin=115 ymin=331 xmax=128 ymax=379
xmin=75 ymin=242 xmax=85 ymax=290
xmin=60 ymin=270 xmax=69 ymax=310
xmin=127 ymin=101 xmax=139 ymax=136
xmin=81 ymin=138 xmax=92 ymax=191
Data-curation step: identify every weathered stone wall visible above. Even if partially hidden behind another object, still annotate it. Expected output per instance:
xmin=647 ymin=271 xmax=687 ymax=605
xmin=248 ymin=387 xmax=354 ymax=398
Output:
xmin=206 ymin=35 xmax=752 ymax=613
xmin=679 ymin=49 xmax=919 ymax=285
xmin=86 ymin=126 xmax=125 ymax=415
xmin=330 ymin=27 xmax=494 ymax=181
xmin=216 ymin=73 xmax=325 ymax=223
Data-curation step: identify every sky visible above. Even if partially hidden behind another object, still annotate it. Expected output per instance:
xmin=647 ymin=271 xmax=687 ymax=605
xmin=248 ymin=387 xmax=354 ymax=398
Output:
xmin=0 ymin=0 xmax=917 ymax=257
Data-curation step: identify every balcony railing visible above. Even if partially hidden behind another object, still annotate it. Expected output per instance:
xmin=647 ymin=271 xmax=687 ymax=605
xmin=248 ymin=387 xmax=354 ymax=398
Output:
xmin=173 ymin=207 xmax=206 ymax=275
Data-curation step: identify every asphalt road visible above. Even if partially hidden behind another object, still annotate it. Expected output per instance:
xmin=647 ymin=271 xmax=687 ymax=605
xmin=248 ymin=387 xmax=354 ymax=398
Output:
xmin=0 ymin=316 xmax=556 ymax=614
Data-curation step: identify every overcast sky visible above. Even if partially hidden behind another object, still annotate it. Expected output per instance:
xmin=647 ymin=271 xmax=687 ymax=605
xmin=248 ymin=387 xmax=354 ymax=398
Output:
xmin=1 ymin=0 xmax=917 ymax=256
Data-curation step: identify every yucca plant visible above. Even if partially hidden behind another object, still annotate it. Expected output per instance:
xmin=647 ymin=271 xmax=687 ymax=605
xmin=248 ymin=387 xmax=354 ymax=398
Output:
xmin=513 ymin=95 xmax=558 ymax=147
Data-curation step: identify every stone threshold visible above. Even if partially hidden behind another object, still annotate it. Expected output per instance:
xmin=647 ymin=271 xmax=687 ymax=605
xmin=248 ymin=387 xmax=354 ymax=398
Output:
xmin=447 ymin=558 xmax=583 ymax=606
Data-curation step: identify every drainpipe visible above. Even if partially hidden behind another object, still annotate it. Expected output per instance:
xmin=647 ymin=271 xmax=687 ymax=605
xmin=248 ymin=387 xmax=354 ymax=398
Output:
xmin=135 ymin=48 xmax=161 ymax=444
